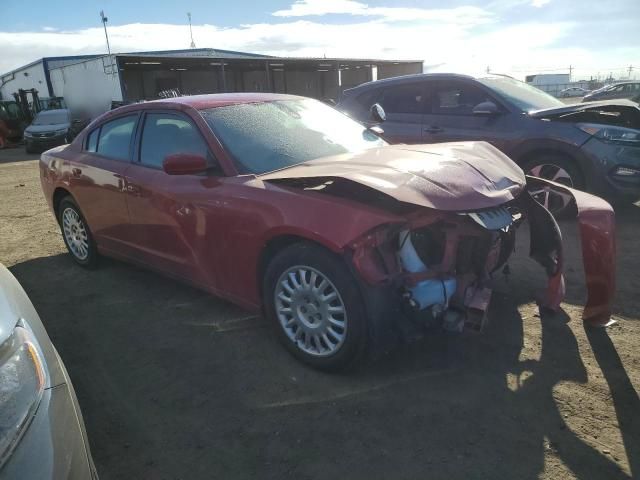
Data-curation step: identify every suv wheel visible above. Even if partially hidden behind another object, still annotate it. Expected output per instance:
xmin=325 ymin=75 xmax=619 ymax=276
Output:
xmin=522 ymin=155 xmax=584 ymax=215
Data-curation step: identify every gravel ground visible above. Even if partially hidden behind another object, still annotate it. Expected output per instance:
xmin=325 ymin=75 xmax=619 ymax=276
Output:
xmin=0 ymin=148 xmax=638 ymax=480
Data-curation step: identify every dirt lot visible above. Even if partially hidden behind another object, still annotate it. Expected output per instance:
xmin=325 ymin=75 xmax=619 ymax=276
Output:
xmin=0 ymin=149 xmax=638 ymax=480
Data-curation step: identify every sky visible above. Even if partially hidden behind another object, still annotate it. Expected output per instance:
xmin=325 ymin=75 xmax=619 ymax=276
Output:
xmin=1 ymin=0 xmax=639 ymax=81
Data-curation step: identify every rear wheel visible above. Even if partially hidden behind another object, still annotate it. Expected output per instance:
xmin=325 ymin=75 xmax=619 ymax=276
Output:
xmin=263 ymin=243 xmax=367 ymax=371
xmin=522 ymin=155 xmax=584 ymax=215
xmin=58 ymin=196 xmax=98 ymax=268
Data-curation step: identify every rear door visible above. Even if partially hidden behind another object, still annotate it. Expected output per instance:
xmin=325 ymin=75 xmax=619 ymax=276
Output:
xmin=69 ymin=114 xmax=139 ymax=255
xmin=123 ymin=110 xmax=222 ymax=286
xmin=420 ymin=79 xmax=516 ymax=151
xmin=376 ymin=82 xmax=426 ymax=144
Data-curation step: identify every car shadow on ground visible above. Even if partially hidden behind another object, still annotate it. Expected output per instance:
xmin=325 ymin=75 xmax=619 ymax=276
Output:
xmin=9 ymin=252 xmax=637 ymax=479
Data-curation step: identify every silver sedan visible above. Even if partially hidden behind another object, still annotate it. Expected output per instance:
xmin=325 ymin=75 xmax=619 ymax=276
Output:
xmin=0 ymin=263 xmax=97 ymax=479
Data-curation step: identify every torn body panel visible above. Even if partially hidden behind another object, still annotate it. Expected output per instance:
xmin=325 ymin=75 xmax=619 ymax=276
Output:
xmin=526 ymin=177 xmax=616 ymax=327
xmin=345 ymin=181 xmax=614 ymax=336
xmin=263 ymin=141 xmax=615 ymax=336
xmin=348 ymin=209 xmax=513 ymax=335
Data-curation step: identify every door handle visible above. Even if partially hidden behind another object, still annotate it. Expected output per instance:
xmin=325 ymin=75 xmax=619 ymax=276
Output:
xmin=424 ymin=126 xmax=443 ymax=134
xmin=71 ymin=167 xmax=82 ymax=177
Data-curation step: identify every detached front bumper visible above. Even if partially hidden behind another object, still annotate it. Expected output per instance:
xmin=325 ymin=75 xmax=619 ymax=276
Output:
xmin=349 ymin=179 xmax=617 ymax=344
xmin=526 ymin=177 xmax=616 ymax=326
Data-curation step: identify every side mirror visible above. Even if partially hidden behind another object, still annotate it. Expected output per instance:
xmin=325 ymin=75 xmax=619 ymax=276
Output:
xmin=163 ymin=153 xmax=208 ymax=175
xmin=367 ymin=125 xmax=385 ymax=136
xmin=472 ymin=101 xmax=499 ymax=116
xmin=370 ymin=103 xmax=386 ymax=123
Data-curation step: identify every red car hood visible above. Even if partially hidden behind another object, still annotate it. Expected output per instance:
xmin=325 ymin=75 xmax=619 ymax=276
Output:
xmin=260 ymin=141 xmax=525 ymax=211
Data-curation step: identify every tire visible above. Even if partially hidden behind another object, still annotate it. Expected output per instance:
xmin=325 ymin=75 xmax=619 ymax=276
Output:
xmin=57 ymin=196 xmax=98 ymax=268
xmin=521 ymin=154 xmax=584 ymax=217
xmin=263 ymin=242 xmax=368 ymax=371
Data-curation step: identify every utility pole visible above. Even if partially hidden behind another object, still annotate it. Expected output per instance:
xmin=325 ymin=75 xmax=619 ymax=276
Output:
xmin=568 ymin=64 xmax=573 ymax=81
xmin=628 ymin=65 xmax=634 ymax=79
xmin=486 ymin=65 xmax=490 ymax=74
xmin=100 ymin=11 xmax=116 ymax=75
xmin=187 ymin=12 xmax=196 ymax=48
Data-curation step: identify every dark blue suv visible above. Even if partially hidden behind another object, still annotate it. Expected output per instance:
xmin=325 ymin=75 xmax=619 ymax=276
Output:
xmin=338 ymin=73 xmax=640 ymax=211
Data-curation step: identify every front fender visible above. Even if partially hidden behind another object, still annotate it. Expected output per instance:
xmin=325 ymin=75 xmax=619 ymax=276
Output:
xmin=526 ymin=177 xmax=616 ymax=326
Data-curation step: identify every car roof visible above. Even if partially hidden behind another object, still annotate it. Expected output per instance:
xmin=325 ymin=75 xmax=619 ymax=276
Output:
xmin=346 ymin=72 xmax=475 ymax=92
xmin=147 ymin=92 xmax=304 ymax=109
xmin=341 ymin=72 xmax=519 ymax=96
xmin=86 ymin=93 xmax=311 ymax=130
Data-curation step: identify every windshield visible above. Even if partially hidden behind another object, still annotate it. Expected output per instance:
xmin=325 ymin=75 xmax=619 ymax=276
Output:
xmin=32 ymin=110 xmax=69 ymax=125
xmin=478 ymin=76 xmax=565 ymax=111
xmin=201 ymin=99 xmax=386 ymax=174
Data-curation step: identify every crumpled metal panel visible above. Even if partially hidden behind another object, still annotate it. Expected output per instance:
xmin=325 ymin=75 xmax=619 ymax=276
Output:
xmin=525 ymin=177 xmax=616 ymax=326
xmin=261 ymin=141 xmax=526 ymax=211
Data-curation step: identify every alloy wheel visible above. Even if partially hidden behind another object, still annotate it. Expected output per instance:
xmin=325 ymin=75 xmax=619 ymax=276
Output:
xmin=62 ymin=207 xmax=89 ymax=260
xmin=274 ymin=266 xmax=347 ymax=357
xmin=526 ymin=163 xmax=575 ymax=212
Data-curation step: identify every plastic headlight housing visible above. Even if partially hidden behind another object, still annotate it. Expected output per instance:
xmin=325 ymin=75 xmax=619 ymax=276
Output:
xmin=0 ymin=323 xmax=46 ymax=468
xmin=22 ymin=131 xmax=33 ymax=138
xmin=578 ymin=123 xmax=640 ymax=145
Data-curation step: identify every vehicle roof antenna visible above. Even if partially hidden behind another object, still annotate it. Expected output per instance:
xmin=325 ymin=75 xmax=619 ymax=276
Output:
xmin=187 ymin=12 xmax=196 ymax=49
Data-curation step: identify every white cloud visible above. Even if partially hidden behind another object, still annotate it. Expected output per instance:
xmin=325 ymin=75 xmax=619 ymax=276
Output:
xmin=273 ymin=0 xmax=367 ymax=17
xmin=531 ymin=0 xmax=551 ymax=7
xmin=0 ymin=2 xmax=637 ymax=82
xmin=273 ymin=0 xmax=494 ymax=25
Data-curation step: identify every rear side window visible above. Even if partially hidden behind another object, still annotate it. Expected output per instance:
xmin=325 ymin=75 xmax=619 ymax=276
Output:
xmin=379 ymin=83 xmax=424 ymax=114
xmin=139 ymin=113 xmax=214 ymax=169
xmin=96 ymin=116 xmax=137 ymax=161
xmin=85 ymin=129 xmax=99 ymax=152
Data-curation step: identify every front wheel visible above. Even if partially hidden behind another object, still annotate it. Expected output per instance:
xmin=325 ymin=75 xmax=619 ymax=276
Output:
xmin=522 ymin=155 xmax=584 ymax=216
xmin=263 ymin=243 xmax=368 ymax=371
xmin=58 ymin=196 xmax=98 ymax=268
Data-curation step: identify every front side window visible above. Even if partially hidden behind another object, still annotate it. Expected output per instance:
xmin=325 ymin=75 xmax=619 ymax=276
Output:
xmin=96 ymin=116 xmax=137 ymax=161
xmin=431 ymin=82 xmax=492 ymax=115
xmin=201 ymin=99 xmax=386 ymax=175
xmin=379 ymin=84 xmax=424 ymax=114
xmin=139 ymin=113 xmax=213 ymax=169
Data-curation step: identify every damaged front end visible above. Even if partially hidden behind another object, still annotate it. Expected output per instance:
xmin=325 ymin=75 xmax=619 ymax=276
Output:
xmin=348 ymin=179 xmax=616 ymax=340
xmin=263 ymin=141 xmax=616 ymax=345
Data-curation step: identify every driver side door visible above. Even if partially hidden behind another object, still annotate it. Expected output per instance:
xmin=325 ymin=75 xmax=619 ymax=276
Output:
xmin=421 ymin=79 xmax=516 ymax=151
xmin=123 ymin=110 xmax=221 ymax=287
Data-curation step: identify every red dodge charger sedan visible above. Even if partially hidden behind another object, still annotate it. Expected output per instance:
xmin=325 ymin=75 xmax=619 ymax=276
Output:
xmin=39 ymin=93 xmax=615 ymax=370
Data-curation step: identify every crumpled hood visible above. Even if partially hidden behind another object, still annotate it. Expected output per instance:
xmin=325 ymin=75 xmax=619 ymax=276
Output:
xmin=260 ymin=141 xmax=525 ymax=211
xmin=528 ymin=99 xmax=640 ymax=120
